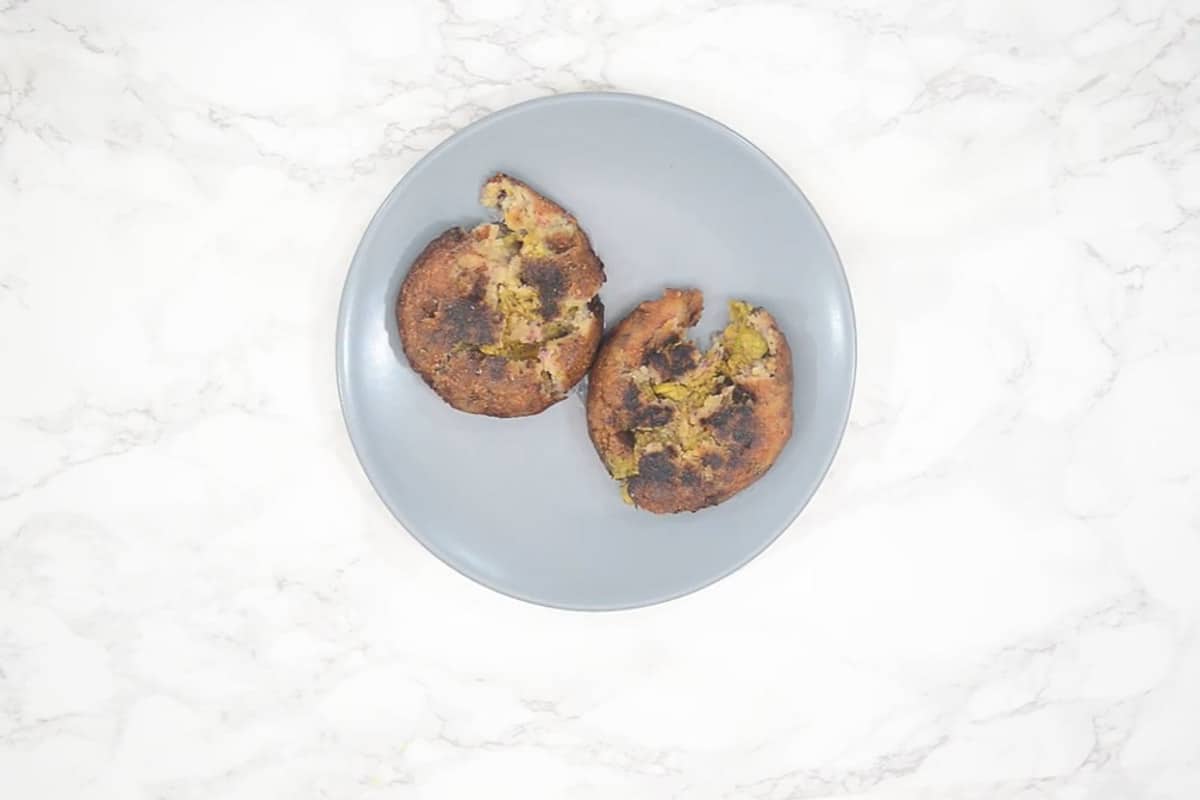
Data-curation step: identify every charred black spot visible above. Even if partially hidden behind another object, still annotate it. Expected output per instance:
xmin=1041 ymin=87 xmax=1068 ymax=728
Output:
xmin=703 ymin=405 xmax=733 ymax=431
xmin=622 ymin=383 xmax=643 ymax=412
xmin=632 ymin=404 xmax=673 ymax=428
xmin=635 ymin=451 xmax=677 ymax=484
xmin=485 ymin=356 xmax=507 ymax=379
xmin=588 ymin=295 xmax=603 ymax=316
xmin=616 ymin=429 xmax=636 ymax=448
xmin=731 ymin=385 xmax=755 ymax=405
xmin=465 ymin=277 xmax=487 ymax=304
xmin=731 ymin=416 xmax=756 ymax=448
xmin=665 ymin=342 xmax=699 ymax=376
xmin=441 ymin=298 xmax=495 ymax=344
xmin=643 ymin=350 xmax=668 ymax=374
xmin=521 ymin=260 xmax=566 ymax=318
xmin=642 ymin=337 xmax=699 ymax=378
xmin=729 ymin=422 xmax=748 ymax=448
xmin=704 ymin=404 xmax=756 ymax=448
xmin=701 ymin=452 xmax=724 ymax=469
xmin=643 ymin=335 xmax=681 ymax=369
xmin=681 ymin=468 xmax=701 ymax=487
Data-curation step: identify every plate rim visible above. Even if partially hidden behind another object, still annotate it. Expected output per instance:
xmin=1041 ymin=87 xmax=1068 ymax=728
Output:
xmin=335 ymin=91 xmax=857 ymax=611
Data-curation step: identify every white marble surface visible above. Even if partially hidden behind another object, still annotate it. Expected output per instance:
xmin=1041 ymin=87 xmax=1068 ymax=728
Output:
xmin=2 ymin=0 xmax=1200 ymax=797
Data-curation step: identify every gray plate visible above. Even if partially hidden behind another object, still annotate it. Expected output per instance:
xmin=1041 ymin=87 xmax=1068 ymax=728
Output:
xmin=336 ymin=93 xmax=855 ymax=610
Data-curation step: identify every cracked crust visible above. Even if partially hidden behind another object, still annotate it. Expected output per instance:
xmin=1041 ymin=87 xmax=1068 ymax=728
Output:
xmin=397 ymin=174 xmax=605 ymax=417
xmin=586 ymin=289 xmax=793 ymax=513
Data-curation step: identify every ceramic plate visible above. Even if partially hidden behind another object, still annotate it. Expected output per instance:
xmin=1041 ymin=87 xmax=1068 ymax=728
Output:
xmin=336 ymin=93 xmax=855 ymax=610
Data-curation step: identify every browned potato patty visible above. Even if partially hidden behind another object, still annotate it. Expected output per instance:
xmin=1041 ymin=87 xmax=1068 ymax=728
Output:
xmin=397 ymin=174 xmax=605 ymax=416
xmin=586 ymin=289 xmax=793 ymax=513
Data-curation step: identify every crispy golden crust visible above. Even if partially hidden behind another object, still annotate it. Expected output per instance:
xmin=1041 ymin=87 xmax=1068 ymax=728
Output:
xmin=586 ymin=289 xmax=793 ymax=513
xmin=397 ymin=174 xmax=605 ymax=417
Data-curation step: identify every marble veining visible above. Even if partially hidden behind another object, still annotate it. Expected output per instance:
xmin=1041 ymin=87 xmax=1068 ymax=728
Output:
xmin=2 ymin=0 xmax=1199 ymax=797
